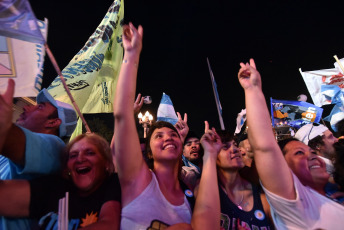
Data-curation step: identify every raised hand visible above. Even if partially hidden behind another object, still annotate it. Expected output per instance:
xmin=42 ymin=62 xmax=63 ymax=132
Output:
xmin=174 ymin=112 xmax=189 ymax=143
xmin=122 ymin=22 xmax=143 ymax=58
xmin=200 ymin=121 xmax=222 ymax=161
xmin=238 ymin=58 xmax=262 ymax=90
xmin=133 ymin=93 xmax=144 ymax=114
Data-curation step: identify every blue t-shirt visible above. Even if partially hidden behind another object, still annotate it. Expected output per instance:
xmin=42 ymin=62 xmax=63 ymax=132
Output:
xmin=0 ymin=126 xmax=65 ymax=230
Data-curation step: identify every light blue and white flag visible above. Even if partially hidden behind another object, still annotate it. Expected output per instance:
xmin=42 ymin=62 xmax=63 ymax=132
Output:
xmin=207 ymin=58 xmax=225 ymax=130
xmin=234 ymin=109 xmax=246 ymax=134
xmin=324 ymin=104 xmax=344 ymax=132
xmin=157 ymin=92 xmax=178 ymax=125
xmin=300 ymin=58 xmax=344 ymax=132
xmin=0 ymin=0 xmax=45 ymax=43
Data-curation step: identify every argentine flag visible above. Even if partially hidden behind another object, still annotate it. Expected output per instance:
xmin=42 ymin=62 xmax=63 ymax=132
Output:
xmin=157 ymin=93 xmax=178 ymax=125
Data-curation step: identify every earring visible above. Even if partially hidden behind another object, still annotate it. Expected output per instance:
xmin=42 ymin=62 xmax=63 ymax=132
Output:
xmin=68 ymin=171 xmax=71 ymax=176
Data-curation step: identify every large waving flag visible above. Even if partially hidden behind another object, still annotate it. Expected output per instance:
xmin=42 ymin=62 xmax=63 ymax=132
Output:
xmin=157 ymin=93 xmax=178 ymax=125
xmin=271 ymin=98 xmax=323 ymax=129
xmin=47 ymin=0 xmax=124 ymax=138
xmin=0 ymin=19 xmax=47 ymax=96
xmin=299 ymin=67 xmax=344 ymax=107
xmin=300 ymin=57 xmax=344 ymax=131
xmin=0 ymin=0 xmax=45 ymax=43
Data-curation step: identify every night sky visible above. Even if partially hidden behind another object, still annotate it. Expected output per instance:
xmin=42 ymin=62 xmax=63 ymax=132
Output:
xmin=30 ymin=0 xmax=343 ymax=136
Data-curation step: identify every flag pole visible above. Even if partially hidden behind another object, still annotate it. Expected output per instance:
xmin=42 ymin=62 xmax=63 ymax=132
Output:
xmin=44 ymin=43 xmax=91 ymax=133
xmin=207 ymin=58 xmax=225 ymax=130
xmin=334 ymin=55 xmax=344 ymax=73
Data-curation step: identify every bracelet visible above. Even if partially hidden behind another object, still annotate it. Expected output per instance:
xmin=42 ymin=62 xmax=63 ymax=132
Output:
xmin=122 ymin=59 xmax=138 ymax=68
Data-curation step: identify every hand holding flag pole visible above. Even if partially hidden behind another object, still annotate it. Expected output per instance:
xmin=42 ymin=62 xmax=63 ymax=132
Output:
xmin=0 ymin=0 xmax=91 ymax=133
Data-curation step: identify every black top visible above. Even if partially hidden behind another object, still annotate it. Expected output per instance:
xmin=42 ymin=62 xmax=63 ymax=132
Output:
xmin=29 ymin=173 xmax=121 ymax=230
xmin=219 ymin=183 xmax=274 ymax=230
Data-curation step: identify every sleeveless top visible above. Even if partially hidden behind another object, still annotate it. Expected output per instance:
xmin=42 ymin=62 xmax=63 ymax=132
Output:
xmin=219 ymin=183 xmax=274 ymax=230
xmin=121 ymin=172 xmax=192 ymax=230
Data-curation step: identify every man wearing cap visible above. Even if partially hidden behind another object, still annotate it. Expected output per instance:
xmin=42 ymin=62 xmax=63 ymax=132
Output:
xmin=295 ymin=123 xmax=338 ymax=175
xmin=0 ymin=80 xmax=77 ymax=229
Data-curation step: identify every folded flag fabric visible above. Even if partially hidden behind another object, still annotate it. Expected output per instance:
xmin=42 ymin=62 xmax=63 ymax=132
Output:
xmin=271 ymin=98 xmax=323 ymax=129
xmin=324 ymin=104 xmax=344 ymax=132
xmin=0 ymin=18 xmax=48 ymax=96
xmin=0 ymin=0 xmax=45 ymax=43
xmin=234 ymin=109 xmax=246 ymax=134
xmin=157 ymin=92 xmax=178 ymax=125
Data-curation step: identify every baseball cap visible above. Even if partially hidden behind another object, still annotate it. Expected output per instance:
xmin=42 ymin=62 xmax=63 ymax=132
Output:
xmin=294 ymin=123 xmax=328 ymax=145
xmin=36 ymin=89 xmax=77 ymax=137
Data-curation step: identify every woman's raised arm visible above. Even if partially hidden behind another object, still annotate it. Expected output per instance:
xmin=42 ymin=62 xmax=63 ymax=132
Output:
xmin=113 ymin=23 xmax=151 ymax=205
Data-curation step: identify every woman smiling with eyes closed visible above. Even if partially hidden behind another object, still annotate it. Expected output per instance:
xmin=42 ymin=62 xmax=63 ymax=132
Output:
xmin=238 ymin=58 xmax=344 ymax=229
xmin=0 ymin=133 xmax=121 ymax=229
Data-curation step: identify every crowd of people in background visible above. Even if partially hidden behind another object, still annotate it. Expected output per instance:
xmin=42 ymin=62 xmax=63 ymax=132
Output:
xmin=1 ymin=23 xmax=344 ymax=230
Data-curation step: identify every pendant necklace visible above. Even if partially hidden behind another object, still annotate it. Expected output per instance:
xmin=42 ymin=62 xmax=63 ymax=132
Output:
xmin=221 ymin=182 xmax=245 ymax=210
xmin=236 ymin=192 xmax=244 ymax=210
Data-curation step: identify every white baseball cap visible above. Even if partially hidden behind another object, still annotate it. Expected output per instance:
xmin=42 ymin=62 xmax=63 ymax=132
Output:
xmin=294 ymin=123 xmax=328 ymax=145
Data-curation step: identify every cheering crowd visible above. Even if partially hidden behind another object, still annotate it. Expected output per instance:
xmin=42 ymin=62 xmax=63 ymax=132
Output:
xmin=1 ymin=23 xmax=344 ymax=230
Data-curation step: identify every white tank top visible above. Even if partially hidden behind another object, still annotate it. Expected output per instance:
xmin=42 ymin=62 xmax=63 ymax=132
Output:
xmin=120 ymin=171 xmax=192 ymax=230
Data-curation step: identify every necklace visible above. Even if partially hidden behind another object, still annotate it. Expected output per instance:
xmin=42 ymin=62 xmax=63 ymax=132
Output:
xmin=220 ymin=181 xmax=245 ymax=210
xmin=236 ymin=193 xmax=244 ymax=210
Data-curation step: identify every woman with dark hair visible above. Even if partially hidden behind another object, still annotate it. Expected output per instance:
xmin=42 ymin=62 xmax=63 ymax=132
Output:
xmin=0 ymin=133 xmax=121 ymax=229
xmin=215 ymin=130 xmax=274 ymax=229
xmin=113 ymin=23 xmax=221 ymax=230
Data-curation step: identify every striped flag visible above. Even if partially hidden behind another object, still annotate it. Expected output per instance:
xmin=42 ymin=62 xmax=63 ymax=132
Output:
xmin=47 ymin=0 xmax=124 ymax=138
xmin=157 ymin=93 xmax=178 ymax=125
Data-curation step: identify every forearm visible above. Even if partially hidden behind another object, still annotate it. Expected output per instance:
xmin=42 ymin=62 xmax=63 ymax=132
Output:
xmin=79 ymin=201 xmax=120 ymax=230
xmin=192 ymin=155 xmax=219 ymax=230
xmin=1 ymin=124 xmax=26 ymax=166
xmin=244 ymin=87 xmax=294 ymax=199
xmin=0 ymin=180 xmax=30 ymax=217
xmin=245 ymin=87 xmax=276 ymax=151
xmin=113 ymin=25 xmax=148 ymax=186
xmin=113 ymin=53 xmax=140 ymax=118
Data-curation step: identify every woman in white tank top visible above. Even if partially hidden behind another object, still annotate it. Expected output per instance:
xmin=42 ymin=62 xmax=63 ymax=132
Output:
xmin=113 ymin=23 xmax=221 ymax=230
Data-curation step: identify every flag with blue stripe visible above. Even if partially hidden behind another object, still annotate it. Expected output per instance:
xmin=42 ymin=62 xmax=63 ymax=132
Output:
xmin=0 ymin=0 xmax=45 ymax=43
xmin=324 ymin=104 xmax=344 ymax=132
xmin=157 ymin=92 xmax=178 ymax=125
xmin=207 ymin=58 xmax=225 ymax=130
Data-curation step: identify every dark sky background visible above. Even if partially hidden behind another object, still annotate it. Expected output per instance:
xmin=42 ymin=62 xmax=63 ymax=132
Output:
xmin=30 ymin=0 xmax=343 ymax=136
